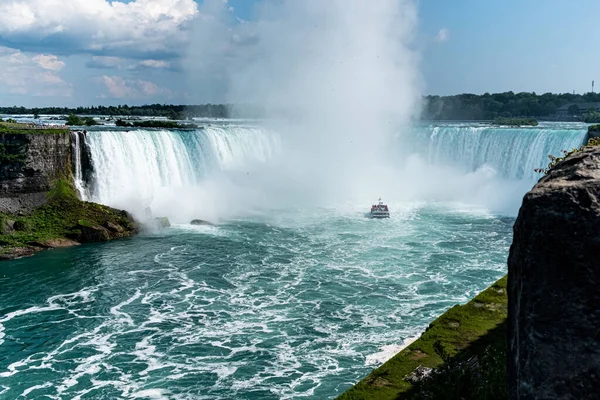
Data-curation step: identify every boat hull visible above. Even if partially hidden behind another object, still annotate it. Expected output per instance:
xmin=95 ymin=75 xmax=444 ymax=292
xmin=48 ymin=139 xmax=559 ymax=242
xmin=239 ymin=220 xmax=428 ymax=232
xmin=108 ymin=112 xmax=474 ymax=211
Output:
xmin=370 ymin=212 xmax=390 ymax=219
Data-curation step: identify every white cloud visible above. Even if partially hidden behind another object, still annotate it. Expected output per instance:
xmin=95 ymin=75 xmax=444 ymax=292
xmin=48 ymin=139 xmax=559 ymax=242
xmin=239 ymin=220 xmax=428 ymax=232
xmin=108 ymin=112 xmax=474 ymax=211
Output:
xmin=0 ymin=46 xmax=72 ymax=96
xmin=136 ymin=60 xmax=171 ymax=69
xmin=96 ymin=75 xmax=172 ymax=99
xmin=32 ymin=54 xmax=65 ymax=71
xmin=0 ymin=0 xmax=198 ymax=57
xmin=435 ymin=28 xmax=450 ymax=43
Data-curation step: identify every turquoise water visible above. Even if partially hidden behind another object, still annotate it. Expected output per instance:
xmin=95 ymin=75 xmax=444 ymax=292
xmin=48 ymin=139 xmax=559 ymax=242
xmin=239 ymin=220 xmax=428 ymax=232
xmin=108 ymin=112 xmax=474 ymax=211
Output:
xmin=0 ymin=205 xmax=511 ymax=399
xmin=0 ymin=122 xmax=588 ymax=398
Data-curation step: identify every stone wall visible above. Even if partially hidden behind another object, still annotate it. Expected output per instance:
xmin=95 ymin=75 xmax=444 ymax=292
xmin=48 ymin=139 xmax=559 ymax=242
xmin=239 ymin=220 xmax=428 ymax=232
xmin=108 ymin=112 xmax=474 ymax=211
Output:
xmin=0 ymin=131 xmax=71 ymax=213
xmin=507 ymin=147 xmax=600 ymax=399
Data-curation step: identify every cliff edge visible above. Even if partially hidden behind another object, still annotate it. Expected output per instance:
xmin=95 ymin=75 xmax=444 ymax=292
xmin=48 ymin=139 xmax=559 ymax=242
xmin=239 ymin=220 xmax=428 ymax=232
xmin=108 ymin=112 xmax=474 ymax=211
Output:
xmin=0 ymin=124 xmax=139 ymax=260
xmin=0 ymin=128 xmax=71 ymax=213
xmin=508 ymin=146 xmax=600 ymax=399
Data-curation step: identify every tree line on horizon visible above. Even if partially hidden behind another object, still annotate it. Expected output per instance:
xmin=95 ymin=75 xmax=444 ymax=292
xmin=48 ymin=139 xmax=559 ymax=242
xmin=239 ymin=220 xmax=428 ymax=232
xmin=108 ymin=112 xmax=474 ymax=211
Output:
xmin=423 ymin=91 xmax=600 ymax=120
xmin=0 ymin=104 xmax=263 ymax=120
xmin=2 ymin=92 xmax=600 ymax=120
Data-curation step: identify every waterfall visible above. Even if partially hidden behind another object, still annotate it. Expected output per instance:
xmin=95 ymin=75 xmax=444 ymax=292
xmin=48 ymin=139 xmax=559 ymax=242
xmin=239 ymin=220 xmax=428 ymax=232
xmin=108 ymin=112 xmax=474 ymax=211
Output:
xmin=71 ymin=132 xmax=87 ymax=200
xmin=71 ymin=123 xmax=589 ymax=218
xmin=407 ymin=124 xmax=588 ymax=181
xmin=73 ymin=126 xmax=280 ymax=215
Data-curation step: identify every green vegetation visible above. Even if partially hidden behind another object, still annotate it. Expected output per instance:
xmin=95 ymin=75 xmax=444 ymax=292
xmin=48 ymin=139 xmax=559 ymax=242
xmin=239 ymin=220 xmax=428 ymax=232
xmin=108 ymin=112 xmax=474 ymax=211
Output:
xmin=65 ymin=114 xmax=100 ymax=126
xmin=0 ymin=143 xmax=27 ymax=164
xmin=588 ymin=124 xmax=600 ymax=134
xmin=115 ymin=119 xmax=198 ymax=129
xmin=0 ymin=178 xmax=137 ymax=256
xmin=534 ymin=136 xmax=600 ymax=175
xmin=337 ymin=276 xmax=507 ymax=400
xmin=0 ymin=121 xmax=68 ymax=135
xmin=0 ymin=103 xmax=264 ymax=119
xmin=424 ymin=91 xmax=600 ymax=120
xmin=584 ymin=111 xmax=600 ymax=123
xmin=492 ymin=117 xmax=538 ymax=126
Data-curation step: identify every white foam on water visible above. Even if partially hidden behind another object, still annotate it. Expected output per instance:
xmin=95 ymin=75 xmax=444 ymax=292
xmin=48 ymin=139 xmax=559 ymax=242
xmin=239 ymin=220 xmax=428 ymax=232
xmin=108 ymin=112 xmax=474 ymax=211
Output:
xmin=0 ymin=198 xmax=513 ymax=399
xmin=170 ymin=223 xmax=225 ymax=236
xmin=20 ymin=382 xmax=53 ymax=397
xmin=109 ymin=289 xmax=143 ymax=327
xmin=0 ymin=304 xmax=62 ymax=324
xmin=130 ymin=389 xmax=171 ymax=399
xmin=365 ymin=335 xmax=421 ymax=366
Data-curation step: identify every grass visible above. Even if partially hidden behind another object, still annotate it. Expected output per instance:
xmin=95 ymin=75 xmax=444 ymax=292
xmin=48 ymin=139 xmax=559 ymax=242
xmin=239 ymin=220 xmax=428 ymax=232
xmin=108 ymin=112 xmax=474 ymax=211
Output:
xmin=337 ymin=276 xmax=507 ymax=400
xmin=0 ymin=178 xmax=136 ymax=254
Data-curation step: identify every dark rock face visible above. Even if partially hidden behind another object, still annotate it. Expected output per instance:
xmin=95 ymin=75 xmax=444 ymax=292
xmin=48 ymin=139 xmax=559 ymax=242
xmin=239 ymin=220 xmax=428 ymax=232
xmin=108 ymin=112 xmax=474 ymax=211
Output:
xmin=12 ymin=220 xmax=30 ymax=232
xmin=104 ymin=221 xmax=124 ymax=233
xmin=0 ymin=132 xmax=71 ymax=213
xmin=190 ymin=219 xmax=213 ymax=226
xmin=507 ymin=147 xmax=600 ymax=399
xmin=78 ymin=224 xmax=112 ymax=242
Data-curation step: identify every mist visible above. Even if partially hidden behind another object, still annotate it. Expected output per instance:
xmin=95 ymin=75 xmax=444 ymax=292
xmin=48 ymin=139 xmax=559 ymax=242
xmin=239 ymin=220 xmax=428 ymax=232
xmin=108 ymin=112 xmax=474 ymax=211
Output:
xmin=185 ymin=0 xmax=422 ymax=210
xmin=96 ymin=0 xmax=544 ymax=223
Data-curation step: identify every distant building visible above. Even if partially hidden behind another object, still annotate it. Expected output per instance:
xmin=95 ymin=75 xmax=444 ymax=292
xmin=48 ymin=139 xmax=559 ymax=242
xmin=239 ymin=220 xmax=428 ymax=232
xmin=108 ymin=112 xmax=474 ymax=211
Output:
xmin=555 ymin=102 xmax=600 ymax=117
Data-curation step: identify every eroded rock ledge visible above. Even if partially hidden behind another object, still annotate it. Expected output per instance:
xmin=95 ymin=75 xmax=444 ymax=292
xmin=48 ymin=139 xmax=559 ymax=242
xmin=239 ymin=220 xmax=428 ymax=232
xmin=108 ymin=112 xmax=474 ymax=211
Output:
xmin=0 ymin=126 xmax=139 ymax=260
xmin=508 ymin=146 xmax=600 ymax=399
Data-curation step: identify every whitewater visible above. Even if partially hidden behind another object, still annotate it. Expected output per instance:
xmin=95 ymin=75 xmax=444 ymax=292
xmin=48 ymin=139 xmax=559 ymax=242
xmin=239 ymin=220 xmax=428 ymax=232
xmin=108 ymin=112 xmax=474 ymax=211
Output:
xmin=0 ymin=122 xmax=588 ymax=399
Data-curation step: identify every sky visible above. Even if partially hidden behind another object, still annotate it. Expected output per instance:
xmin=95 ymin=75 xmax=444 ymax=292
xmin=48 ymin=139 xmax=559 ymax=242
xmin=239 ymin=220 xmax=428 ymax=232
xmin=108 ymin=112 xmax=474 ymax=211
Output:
xmin=0 ymin=0 xmax=599 ymax=107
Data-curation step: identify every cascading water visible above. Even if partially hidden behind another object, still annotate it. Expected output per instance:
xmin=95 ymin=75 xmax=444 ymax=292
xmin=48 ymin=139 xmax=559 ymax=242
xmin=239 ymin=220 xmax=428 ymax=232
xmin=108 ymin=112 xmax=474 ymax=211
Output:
xmin=71 ymin=132 xmax=87 ymax=199
xmin=74 ymin=126 xmax=281 ymax=219
xmin=73 ymin=123 xmax=589 ymax=219
xmin=407 ymin=123 xmax=587 ymax=181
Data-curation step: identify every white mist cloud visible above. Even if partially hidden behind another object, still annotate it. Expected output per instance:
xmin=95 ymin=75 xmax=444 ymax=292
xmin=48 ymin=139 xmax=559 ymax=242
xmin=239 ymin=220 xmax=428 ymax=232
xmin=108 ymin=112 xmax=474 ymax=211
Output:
xmin=435 ymin=28 xmax=450 ymax=43
xmin=185 ymin=0 xmax=423 ymax=209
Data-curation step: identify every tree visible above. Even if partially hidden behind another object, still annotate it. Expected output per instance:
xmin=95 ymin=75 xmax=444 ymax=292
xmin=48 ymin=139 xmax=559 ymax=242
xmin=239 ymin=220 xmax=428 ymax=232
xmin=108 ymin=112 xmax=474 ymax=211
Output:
xmin=66 ymin=114 xmax=84 ymax=126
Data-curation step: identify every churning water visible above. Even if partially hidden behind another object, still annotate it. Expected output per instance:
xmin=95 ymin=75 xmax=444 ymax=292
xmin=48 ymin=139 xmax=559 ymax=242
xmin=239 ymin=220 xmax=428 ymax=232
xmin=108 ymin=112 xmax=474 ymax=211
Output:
xmin=0 ymin=122 xmax=588 ymax=399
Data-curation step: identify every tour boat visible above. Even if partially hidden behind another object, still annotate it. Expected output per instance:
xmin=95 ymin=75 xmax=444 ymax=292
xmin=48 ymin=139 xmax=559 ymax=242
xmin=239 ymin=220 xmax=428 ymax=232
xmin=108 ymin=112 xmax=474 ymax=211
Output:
xmin=370 ymin=198 xmax=390 ymax=219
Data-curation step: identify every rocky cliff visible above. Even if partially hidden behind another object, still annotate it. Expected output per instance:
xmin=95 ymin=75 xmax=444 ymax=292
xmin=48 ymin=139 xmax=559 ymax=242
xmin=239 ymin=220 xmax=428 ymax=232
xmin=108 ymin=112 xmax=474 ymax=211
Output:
xmin=508 ymin=147 xmax=600 ymax=399
xmin=0 ymin=130 xmax=71 ymax=213
xmin=0 ymin=127 xmax=139 ymax=260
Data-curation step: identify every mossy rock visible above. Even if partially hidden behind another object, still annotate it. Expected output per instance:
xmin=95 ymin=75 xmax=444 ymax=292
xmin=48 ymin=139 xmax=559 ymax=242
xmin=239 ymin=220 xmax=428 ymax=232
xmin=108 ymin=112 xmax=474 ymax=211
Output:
xmin=0 ymin=218 xmax=15 ymax=234
xmin=13 ymin=220 xmax=31 ymax=232
xmin=0 ymin=178 xmax=139 ymax=259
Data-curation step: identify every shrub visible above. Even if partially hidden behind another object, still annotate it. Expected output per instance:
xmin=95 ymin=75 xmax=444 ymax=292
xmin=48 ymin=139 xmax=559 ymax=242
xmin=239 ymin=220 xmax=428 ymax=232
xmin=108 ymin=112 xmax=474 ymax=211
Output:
xmin=535 ymin=137 xmax=600 ymax=175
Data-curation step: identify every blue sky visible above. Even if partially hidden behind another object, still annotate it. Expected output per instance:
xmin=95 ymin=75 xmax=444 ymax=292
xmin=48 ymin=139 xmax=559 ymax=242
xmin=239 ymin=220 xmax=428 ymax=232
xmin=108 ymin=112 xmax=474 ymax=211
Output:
xmin=0 ymin=0 xmax=599 ymax=107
